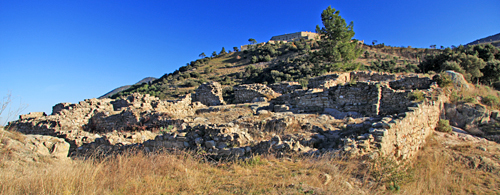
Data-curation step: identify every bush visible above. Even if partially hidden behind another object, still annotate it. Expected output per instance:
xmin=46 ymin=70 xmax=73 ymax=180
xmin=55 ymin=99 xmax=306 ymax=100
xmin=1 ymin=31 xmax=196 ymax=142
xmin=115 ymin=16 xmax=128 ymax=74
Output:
xmin=436 ymin=119 xmax=452 ymax=133
xmin=482 ymin=95 xmax=499 ymax=107
xmin=408 ymin=90 xmax=425 ymax=102
xmin=433 ymin=72 xmax=453 ymax=88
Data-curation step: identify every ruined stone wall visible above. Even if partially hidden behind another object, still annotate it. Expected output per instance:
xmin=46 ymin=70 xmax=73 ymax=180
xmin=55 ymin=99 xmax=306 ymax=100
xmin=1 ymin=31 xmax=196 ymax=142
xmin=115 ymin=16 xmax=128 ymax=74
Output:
xmin=379 ymin=85 xmax=412 ymax=115
xmin=328 ymin=82 xmax=381 ymax=116
xmin=268 ymin=81 xmax=303 ymax=94
xmin=343 ymin=95 xmax=445 ymax=160
xmin=234 ymin=84 xmax=281 ymax=103
xmin=307 ymin=73 xmax=350 ymax=89
xmin=192 ymin=81 xmax=225 ymax=106
xmin=272 ymin=82 xmax=381 ymax=116
xmin=350 ymin=71 xmax=397 ymax=82
xmin=272 ymin=73 xmax=437 ymax=118
xmin=15 ymin=93 xmax=203 ymax=134
xmin=389 ymin=76 xmax=433 ymax=90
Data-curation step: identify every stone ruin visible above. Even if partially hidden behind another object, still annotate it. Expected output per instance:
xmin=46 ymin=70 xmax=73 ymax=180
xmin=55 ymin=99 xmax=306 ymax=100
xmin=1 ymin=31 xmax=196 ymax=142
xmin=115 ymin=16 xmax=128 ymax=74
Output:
xmin=233 ymin=83 xmax=281 ymax=103
xmin=10 ymin=71 xmax=447 ymax=161
xmin=192 ymin=81 xmax=225 ymax=106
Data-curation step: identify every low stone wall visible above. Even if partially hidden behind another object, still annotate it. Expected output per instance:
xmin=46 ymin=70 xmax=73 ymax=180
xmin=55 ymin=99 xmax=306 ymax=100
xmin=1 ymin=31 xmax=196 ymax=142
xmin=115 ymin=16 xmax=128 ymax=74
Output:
xmin=234 ymin=84 xmax=281 ymax=103
xmin=268 ymin=81 xmax=303 ymax=94
xmin=14 ymin=93 xmax=204 ymax=133
xmin=342 ymin=95 xmax=445 ymax=160
xmin=272 ymin=82 xmax=381 ymax=116
xmin=379 ymin=85 xmax=412 ymax=115
xmin=192 ymin=81 xmax=225 ymax=106
xmin=389 ymin=76 xmax=433 ymax=90
xmin=272 ymin=73 xmax=437 ymax=118
xmin=350 ymin=71 xmax=397 ymax=82
xmin=307 ymin=73 xmax=350 ymax=89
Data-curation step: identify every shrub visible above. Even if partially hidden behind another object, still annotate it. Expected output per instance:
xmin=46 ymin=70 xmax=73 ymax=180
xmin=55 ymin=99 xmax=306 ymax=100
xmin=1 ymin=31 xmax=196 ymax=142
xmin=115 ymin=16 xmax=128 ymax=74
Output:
xmin=436 ymin=119 xmax=452 ymax=133
xmin=408 ymin=90 xmax=425 ymax=102
xmin=482 ymin=95 xmax=499 ymax=107
xmin=433 ymin=72 xmax=453 ymax=88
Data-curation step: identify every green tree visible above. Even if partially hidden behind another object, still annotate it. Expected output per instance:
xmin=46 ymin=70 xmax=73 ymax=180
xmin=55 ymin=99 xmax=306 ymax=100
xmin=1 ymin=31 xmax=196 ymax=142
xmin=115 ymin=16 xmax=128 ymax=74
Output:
xmin=233 ymin=46 xmax=239 ymax=52
xmin=212 ymin=51 xmax=217 ymax=57
xmin=315 ymin=6 xmax=362 ymax=64
xmin=199 ymin=52 xmax=206 ymax=58
xmin=220 ymin=47 xmax=227 ymax=55
xmin=248 ymin=38 xmax=257 ymax=45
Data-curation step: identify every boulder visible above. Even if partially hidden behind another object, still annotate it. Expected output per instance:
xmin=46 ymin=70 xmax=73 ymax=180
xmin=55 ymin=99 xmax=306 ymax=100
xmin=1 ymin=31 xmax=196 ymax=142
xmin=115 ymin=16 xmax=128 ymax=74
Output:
xmin=444 ymin=70 xmax=471 ymax=89
xmin=445 ymin=103 xmax=490 ymax=131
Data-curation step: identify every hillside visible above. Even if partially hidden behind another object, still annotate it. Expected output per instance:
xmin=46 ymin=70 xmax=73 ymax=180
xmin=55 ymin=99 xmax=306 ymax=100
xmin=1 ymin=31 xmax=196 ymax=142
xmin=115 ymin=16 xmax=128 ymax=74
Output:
xmin=111 ymin=41 xmax=435 ymax=101
xmin=466 ymin=32 xmax=500 ymax=48
xmin=99 ymin=77 xmax=156 ymax=99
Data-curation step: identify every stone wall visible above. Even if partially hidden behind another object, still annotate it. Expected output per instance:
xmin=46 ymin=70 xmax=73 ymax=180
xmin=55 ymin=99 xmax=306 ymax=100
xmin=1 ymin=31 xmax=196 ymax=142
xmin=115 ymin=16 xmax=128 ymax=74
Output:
xmin=350 ymin=71 xmax=397 ymax=82
xmin=307 ymin=73 xmax=350 ymax=89
xmin=268 ymin=81 xmax=303 ymax=94
xmin=234 ymin=84 xmax=281 ymax=103
xmin=270 ymin=31 xmax=318 ymax=42
xmin=342 ymin=95 xmax=445 ymax=160
xmin=14 ymin=93 xmax=204 ymax=134
xmin=272 ymin=82 xmax=381 ymax=116
xmin=272 ymin=73 xmax=437 ymax=118
xmin=192 ymin=81 xmax=225 ymax=106
xmin=389 ymin=76 xmax=433 ymax=90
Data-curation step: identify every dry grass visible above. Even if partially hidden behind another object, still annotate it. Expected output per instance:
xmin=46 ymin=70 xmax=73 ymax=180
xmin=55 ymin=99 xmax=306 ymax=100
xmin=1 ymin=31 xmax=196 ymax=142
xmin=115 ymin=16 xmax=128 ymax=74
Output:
xmin=400 ymin=135 xmax=500 ymax=194
xmin=1 ymin=133 xmax=499 ymax=194
xmin=446 ymin=84 xmax=500 ymax=109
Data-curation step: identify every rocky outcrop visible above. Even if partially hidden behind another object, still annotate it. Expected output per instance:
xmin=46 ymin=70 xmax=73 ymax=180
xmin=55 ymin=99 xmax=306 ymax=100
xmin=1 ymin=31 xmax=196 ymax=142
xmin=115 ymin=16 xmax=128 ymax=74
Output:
xmin=444 ymin=70 xmax=471 ymax=89
xmin=234 ymin=84 xmax=281 ymax=103
xmin=445 ymin=103 xmax=490 ymax=130
xmin=192 ymin=81 xmax=225 ymax=106
xmin=0 ymin=127 xmax=70 ymax=164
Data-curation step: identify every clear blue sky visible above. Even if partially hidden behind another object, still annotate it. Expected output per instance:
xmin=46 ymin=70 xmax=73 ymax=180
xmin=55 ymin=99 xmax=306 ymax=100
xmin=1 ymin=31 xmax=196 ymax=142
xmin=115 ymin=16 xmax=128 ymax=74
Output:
xmin=1 ymin=0 xmax=499 ymax=123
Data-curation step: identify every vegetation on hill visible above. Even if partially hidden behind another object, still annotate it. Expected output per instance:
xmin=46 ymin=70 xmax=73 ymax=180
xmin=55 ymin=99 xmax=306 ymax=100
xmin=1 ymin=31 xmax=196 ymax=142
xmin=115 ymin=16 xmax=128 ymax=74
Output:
xmin=420 ymin=44 xmax=500 ymax=85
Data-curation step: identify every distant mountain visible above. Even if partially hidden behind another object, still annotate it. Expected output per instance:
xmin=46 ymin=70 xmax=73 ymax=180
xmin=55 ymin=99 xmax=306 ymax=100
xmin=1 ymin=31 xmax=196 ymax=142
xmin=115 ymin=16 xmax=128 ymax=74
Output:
xmin=99 ymin=77 xmax=157 ymax=99
xmin=466 ymin=32 xmax=500 ymax=48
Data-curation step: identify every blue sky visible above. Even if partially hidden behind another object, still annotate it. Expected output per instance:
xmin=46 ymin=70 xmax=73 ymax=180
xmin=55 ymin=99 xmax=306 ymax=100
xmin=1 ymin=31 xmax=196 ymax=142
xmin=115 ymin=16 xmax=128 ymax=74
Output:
xmin=1 ymin=0 xmax=499 ymax=123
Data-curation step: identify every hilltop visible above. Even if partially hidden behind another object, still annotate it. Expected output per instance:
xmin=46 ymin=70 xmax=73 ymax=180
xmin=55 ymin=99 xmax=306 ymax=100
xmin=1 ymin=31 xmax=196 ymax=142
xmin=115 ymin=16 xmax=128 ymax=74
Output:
xmin=466 ymin=32 xmax=500 ymax=48
xmin=98 ymin=77 xmax=156 ymax=99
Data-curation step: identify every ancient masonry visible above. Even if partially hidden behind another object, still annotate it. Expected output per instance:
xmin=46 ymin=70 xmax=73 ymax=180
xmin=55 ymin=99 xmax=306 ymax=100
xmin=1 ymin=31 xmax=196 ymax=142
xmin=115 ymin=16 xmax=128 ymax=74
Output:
xmin=11 ymin=71 xmax=445 ymax=161
xmin=192 ymin=81 xmax=225 ymax=106
xmin=269 ymin=31 xmax=319 ymax=42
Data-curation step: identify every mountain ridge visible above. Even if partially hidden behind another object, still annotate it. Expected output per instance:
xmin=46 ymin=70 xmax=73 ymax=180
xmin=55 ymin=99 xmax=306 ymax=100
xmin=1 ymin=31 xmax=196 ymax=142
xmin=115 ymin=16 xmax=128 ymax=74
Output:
xmin=98 ymin=77 xmax=157 ymax=99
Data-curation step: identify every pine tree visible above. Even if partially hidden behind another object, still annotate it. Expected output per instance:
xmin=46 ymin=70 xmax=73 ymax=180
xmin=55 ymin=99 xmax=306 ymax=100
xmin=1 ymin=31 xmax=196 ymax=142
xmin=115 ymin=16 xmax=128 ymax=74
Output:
xmin=315 ymin=6 xmax=362 ymax=64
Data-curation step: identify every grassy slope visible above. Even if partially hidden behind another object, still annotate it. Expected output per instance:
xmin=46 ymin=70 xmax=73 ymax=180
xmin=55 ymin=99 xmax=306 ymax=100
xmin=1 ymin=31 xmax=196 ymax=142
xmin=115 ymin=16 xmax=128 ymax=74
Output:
xmin=1 ymin=130 xmax=498 ymax=194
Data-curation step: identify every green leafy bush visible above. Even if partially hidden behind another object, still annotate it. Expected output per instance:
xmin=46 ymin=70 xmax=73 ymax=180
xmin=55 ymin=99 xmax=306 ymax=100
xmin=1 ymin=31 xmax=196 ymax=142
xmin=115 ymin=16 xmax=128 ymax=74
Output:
xmin=436 ymin=119 xmax=452 ymax=133
xmin=408 ymin=90 xmax=425 ymax=102
xmin=433 ymin=72 xmax=453 ymax=88
xmin=482 ymin=95 xmax=499 ymax=107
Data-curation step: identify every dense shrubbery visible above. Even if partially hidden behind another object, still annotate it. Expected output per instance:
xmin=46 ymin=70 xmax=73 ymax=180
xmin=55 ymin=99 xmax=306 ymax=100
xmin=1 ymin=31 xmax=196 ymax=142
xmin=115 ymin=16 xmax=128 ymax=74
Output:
xmin=419 ymin=44 xmax=500 ymax=84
